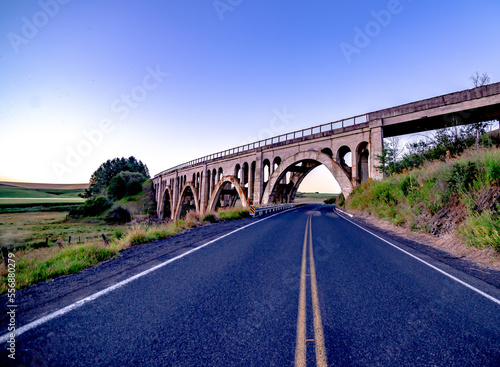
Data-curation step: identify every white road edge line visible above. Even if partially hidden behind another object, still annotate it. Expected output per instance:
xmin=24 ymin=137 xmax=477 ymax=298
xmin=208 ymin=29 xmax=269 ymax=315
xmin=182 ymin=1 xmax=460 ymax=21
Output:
xmin=337 ymin=212 xmax=500 ymax=307
xmin=0 ymin=209 xmax=294 ymax=344
xmin=335 ymin=208 xmax=353 ymax=217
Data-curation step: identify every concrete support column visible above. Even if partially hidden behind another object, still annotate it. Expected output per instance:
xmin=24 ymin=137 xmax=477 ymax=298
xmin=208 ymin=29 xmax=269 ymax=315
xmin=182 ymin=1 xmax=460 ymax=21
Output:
xmin=253 ymin=152 xmax=263 ymax=204
xmin=174 ymin=172 xmax=179 ymax=213
xmin=351 ymin=144 xmax=358 ymax=185
xmin=201 ymin=165 xmax=209 ymax=215
xmin=155 ymin=179 xmax=161 ymax=218
xmin=248 ymin=163 xmax=255 ymax=205
xmin=370 ymin=120 xmax=384 ymax=180
xmin=158 ymin=179 xmax=164 ymax=218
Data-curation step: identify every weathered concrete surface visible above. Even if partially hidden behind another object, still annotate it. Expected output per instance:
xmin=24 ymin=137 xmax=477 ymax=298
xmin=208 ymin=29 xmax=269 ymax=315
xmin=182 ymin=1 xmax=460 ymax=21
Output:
xmin=371 ymin=82 xmax=500 ymax=137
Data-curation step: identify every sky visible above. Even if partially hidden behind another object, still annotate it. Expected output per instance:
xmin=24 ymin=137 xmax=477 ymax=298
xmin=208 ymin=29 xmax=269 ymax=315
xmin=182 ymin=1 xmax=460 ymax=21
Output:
xmin=1 ymin=0 xmax=499 ymax=193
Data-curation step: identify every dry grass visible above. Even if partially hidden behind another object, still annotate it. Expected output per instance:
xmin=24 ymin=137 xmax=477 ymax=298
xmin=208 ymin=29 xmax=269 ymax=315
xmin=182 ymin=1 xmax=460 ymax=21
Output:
xmin=0 ymin=212 xmax=117 ymax=249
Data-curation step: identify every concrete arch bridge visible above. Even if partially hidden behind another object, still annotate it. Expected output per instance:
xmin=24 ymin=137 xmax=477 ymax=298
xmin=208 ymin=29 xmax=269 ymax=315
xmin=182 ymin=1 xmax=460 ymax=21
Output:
xmin=153 ymin=83 xmax=500 ymax=219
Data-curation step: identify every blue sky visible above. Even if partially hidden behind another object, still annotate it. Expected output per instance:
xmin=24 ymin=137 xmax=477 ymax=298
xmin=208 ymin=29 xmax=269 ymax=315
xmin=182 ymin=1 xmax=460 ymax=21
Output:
xmin=1 ymin=0 xmax=499 ymax=192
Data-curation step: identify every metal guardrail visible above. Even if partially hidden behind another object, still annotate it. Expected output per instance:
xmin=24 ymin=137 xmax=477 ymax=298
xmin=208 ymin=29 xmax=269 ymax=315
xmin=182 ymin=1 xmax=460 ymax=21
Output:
xmin=249 ymin=203 xmax=298 ymax=217
xmin=155 ymin=113 xmax=368 ymax=178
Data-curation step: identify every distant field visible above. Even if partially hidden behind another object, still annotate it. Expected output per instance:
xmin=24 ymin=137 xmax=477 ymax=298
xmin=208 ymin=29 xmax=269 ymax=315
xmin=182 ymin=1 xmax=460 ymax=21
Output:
xmin=294 ymin=192 xmax=338 ymax=203
xmin=0 ymin=198 xmax=85 ymax=205
xmin=0 ymin=184 xmax=86 ymax=198
xmin=0 ymin=183 xmax=86 ymax=208
xmin=0 ymin=181 xmax=88 ymax=190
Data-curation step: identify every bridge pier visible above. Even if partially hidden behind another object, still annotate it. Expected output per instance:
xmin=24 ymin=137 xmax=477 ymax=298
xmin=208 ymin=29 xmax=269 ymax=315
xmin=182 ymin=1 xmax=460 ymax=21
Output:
xmin=370 ymin=123 xmax=384 ymax=180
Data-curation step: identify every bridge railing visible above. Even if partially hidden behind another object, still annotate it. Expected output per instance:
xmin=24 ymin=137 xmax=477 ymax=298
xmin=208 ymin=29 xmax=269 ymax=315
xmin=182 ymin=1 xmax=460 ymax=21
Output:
xmin=155 ymin=113 xmax=368 ymax=177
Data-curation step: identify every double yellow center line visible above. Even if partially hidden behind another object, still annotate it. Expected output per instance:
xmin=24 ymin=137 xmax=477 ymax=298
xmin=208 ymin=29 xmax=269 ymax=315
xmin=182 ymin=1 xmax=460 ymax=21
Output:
xmin=295 ymin=215 xmax=328 ymax=367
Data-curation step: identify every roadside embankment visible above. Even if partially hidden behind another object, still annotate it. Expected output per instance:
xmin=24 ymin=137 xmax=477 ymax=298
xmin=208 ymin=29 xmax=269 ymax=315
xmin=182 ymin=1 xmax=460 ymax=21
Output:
xmin=347 ymin=148 xmax=500 ymax=259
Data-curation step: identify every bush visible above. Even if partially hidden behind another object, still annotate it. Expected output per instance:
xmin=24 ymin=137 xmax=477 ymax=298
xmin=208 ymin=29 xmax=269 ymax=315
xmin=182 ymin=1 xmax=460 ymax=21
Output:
xmin=337 ymin=193 xmax=346 ymax=207
xmin=459 ymin=210 xmax=500 ymax=251
xmin=449 ymin=161 xmax=479 ymax=192
xmin=324 ymin=197 xmax=336 ymax=205
xmin=105 ymin=206 xmax=131 ymax=224
xmin=70 ymin=197 xmax=112 ymax=217
xmin=202 ymin=213 xmax=219 ymax=223
xmin=400 ymin=175 xmax=417 ymax=197
xmin=114 ymin=228 xmax=125 ymax=240
xmin=185 ymin=210 xmax=200 ymax=227
xmin=217 ymin=207 xmax=249 ymax=221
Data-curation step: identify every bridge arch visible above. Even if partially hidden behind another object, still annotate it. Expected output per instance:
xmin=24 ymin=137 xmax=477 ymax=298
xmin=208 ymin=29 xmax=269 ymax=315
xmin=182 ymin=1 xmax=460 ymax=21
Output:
xmin=160 ymin=187 xmax=173 ymax=220
xmin=321 ymin=147 xmax=333 ymax=158
xmin=262 ymin=150 xmax=353 ymax=204
xmin=174 ymin=182 xmax=200 ymax=219
xmin=272 ymin=157 xmax=281 ymax=172
xmin=207 ymin=175 xmax=249 ymax=212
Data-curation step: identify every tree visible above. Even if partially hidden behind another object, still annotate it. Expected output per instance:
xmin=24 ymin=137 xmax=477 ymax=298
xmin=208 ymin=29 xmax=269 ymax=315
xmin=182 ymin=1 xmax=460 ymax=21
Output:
xmin=107 ymin=171 xmax=147 ymax=200
xmin=470 ymin=71 xmax=491 ymax=87
xmin=375 ymin=137 xmax=402 ymax=176
xmin=469 ymin=72 xmax=497 ymax=146
xmin=88 ymin=156 xmax=149 ymax=197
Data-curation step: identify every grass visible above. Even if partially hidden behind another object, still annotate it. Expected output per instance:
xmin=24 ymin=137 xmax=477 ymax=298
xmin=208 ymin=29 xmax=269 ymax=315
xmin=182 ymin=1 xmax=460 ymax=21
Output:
xmin=458 ymin=210 xmax=500 ymax=251
xmin=0 ymin=212 xmax=117 ymax=250
xmin=347 ymin=147 xmax=500 ymax=253
xmin=117 ymin=207 xmax=249 ymax=248
xmin=0 ymin=206 xmax=250 ymax=294
xmin=0 ymin=183 xmax=86 ymax=210
xmin=294 ymin=192 xmax=339 ymax=203
xmin=0 ymin=184 xmax=85 ymax=199
xmin=0 ymin=198 xmax=85 ymax=205
xmin=12 ymin=243 xmax=117 ymax=289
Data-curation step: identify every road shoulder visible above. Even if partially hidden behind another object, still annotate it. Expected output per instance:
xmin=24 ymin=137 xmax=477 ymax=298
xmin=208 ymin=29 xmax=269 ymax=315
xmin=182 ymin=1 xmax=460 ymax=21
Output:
xmin=335 ymin=207 xmax=500 ymax=291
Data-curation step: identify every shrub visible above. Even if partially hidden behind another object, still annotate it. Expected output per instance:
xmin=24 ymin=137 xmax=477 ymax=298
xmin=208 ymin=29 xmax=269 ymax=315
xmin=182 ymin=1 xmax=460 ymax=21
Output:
xmin=449 ymin=161 xmax=479 ymax=192
xmin=202 ymin=213 xmax=219 ymax=223
xmin=217 ymin=207 xmax=249 ymax=221
xmin=400 ymin=175 xmax=417 ymax=197
xmin=105 ymin=206 xmax=131 ymax=224
xmin=337 ymin=193 xmax=346 ymax=207
xmin=185 ymin=210 xmax=200 ymax=228
xmin=459 ymin=210 xmax=500 ymax=251
xmin=324 ymin=197 xmax=336 ymax=205
xmin=114 ymin=228 xmax=125 ymax=240
xmin=70 ymin=196 xmax=112 ymax=217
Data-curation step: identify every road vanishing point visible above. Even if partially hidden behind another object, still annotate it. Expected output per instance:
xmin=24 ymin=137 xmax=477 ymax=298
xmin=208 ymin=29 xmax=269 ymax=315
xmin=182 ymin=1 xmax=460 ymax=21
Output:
xmin=2 ymin=205 xmax=500 ymax=366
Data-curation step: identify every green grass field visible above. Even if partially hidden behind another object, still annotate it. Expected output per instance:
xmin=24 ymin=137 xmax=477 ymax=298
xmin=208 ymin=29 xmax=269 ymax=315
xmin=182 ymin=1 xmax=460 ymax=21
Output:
xmin=0 ymin=184 xmax=85 ymax=198
xmin=0 ymin=198 xmax=85 ymax=204
xmin=0 ymin=184 xmax=86 ymax=207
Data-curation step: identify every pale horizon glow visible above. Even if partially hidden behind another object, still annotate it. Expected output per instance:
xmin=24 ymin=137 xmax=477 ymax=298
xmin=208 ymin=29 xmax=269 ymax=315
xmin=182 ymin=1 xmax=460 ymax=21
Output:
xmin=1 ymin=1 xmax=499 ymax=194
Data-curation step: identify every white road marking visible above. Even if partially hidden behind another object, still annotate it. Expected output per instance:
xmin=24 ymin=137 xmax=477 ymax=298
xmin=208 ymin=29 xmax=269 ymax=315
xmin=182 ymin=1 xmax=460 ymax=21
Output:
xmin=337 ymin=213 xmax=500 ymax=307
xmin=0 ymin=209 xmax=295 ymax=344
xmin=335 ymin=208 xmax=353 ymax=217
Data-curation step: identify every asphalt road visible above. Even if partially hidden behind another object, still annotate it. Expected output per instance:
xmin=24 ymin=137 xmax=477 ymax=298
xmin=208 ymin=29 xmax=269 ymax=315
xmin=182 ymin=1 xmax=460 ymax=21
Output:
xmin=3 ymin=205 xmax=500 ymax=366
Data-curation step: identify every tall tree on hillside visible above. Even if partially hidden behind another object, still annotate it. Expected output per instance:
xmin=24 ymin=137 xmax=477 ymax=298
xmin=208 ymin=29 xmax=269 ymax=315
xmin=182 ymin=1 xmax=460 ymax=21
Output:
xmin=85 ymin=156 xmax=150 ymax=197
